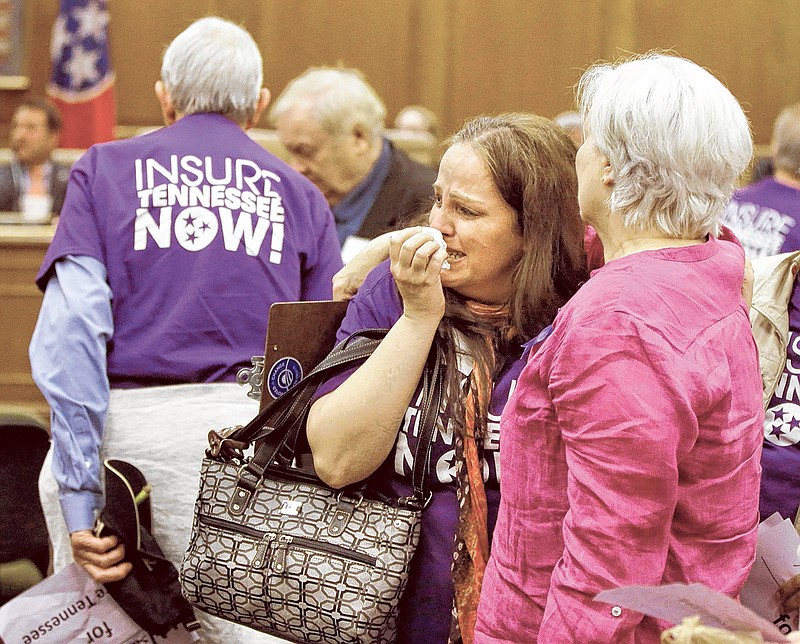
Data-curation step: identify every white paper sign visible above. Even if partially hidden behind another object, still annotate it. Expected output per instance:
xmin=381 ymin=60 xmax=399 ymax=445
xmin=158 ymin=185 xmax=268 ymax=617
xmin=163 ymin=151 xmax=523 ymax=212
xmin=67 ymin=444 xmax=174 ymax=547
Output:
xmin=741 ymin=512 xmax=800 ymax=635
xmin=595 ymin=583 xmax=791 ymax=642
xmin=0 ymin=563 xmax=199 ymax=644
xmin=20 ymin=194 xmax=53 ymax=224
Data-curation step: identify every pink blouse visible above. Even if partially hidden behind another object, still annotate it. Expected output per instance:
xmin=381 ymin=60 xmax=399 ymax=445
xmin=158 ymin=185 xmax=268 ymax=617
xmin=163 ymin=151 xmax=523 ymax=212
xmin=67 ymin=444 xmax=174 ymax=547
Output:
xmin=475 ymin=237 xmax=764 ymax=643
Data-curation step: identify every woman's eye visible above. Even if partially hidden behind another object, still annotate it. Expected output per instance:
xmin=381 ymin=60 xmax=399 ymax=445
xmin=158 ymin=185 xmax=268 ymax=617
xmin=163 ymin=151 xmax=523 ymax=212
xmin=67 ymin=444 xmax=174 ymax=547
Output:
xmin=433 ymin=194 xmax=442 ymax=205
xmin=459 ymin=205 xmax=478 ymax=217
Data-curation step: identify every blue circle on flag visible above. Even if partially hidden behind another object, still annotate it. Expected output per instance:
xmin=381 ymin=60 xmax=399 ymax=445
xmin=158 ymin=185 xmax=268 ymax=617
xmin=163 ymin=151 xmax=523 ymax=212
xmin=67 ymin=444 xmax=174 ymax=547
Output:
xmin=267 ymin=357 xmax=303 ymax=399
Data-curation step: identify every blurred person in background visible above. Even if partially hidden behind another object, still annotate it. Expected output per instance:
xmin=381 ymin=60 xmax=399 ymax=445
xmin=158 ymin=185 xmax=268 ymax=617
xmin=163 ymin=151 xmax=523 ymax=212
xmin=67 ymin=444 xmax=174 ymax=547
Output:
xmin=0 ymin=97 xmax=69 ymax=217
xmin=723 ymin=104 xmax=800 ymax=258
xmin=394 ymin=104 xmax=440 ymax=138
xmin=271 ymin=67 xmax=436 ymax=257
xmin=553 ymin=109 xmax=584 ymax=148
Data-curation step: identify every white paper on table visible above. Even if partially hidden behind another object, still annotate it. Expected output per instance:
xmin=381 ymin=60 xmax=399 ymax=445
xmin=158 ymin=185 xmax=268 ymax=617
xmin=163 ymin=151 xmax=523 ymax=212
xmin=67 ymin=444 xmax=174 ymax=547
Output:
xmin=595 ymin=582 xmax=791 ymax=642
xmin=741 ymin=512 xmax=800 ymax=634
xmin=341 ymin=235 xmax=371 ymax=264
xmin=0 ymin=562 xmax=199 ymax=643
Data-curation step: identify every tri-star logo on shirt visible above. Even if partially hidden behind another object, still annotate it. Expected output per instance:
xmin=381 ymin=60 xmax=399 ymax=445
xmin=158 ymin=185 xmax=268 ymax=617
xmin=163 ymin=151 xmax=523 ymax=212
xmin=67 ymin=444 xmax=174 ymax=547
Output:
xmin=132 ymin=155 xmax=286 ymax=261
xmin=765 ymin=330 xmax=800 ymax=447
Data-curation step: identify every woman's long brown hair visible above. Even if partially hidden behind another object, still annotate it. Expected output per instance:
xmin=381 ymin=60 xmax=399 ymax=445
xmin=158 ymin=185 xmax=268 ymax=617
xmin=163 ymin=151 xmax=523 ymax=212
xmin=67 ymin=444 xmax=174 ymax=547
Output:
xmin=436 ymin=114 xmax=587 ymax=440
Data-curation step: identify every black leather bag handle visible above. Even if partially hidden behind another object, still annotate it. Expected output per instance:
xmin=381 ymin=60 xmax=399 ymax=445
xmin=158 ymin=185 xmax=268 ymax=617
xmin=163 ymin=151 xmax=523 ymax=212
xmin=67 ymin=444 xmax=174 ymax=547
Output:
xmin=226 ymin=329 xmax=388 ymax=445
xmin=213 ymin=328 xmax=444 ymax=512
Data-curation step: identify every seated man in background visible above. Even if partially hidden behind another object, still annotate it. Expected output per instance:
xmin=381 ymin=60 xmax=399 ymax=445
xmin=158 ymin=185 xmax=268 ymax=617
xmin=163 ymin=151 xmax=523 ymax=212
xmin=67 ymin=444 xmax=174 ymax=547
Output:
xmin=723 ymin=104 xmax=800 ymax=258
xmin=393 ymin=104 xmax=440 ymax=138
xmin=0 ymin=97 xmax=69 ymax=217
xmin=31 ymin=16 xmax=341 ymax=643
xmin=270 ymin=67 xmax=436 ymax=258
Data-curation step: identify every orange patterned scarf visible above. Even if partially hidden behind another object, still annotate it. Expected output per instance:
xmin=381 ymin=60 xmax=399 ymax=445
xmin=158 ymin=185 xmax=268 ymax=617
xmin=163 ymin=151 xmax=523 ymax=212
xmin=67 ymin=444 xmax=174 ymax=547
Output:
xmin=450 ymin=301 xmax=507 ymax=644
xmin=449 ymin=365 xmax=490 ymax=644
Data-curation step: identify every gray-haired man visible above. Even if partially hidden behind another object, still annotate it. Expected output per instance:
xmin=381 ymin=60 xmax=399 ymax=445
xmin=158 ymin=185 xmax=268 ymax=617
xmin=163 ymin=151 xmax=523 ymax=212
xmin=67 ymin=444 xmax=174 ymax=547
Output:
xmin=272 ymin=67 xmax=436 ymax=256
xmin=32 ymin=17 xmax=339 ymax=642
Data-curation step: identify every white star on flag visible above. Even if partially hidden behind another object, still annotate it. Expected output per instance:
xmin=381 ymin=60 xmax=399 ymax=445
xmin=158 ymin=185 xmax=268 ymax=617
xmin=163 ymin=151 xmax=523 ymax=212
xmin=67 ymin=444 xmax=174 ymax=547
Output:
xmin=65 ymin=44 xmax=100 ymax=86
xmin=50 ymin=15 xmax=72 ymax=61
xmin=48 ymin=0 xmax=116 ymax=147
xmin=74 ymin=0 xmax=109 ymax=41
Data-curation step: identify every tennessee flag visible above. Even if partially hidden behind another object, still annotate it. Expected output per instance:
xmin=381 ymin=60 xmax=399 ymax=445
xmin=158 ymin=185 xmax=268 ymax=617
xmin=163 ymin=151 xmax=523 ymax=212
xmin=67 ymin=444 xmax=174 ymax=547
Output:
xmin=48 ymin=0 xmax=116 ymax=148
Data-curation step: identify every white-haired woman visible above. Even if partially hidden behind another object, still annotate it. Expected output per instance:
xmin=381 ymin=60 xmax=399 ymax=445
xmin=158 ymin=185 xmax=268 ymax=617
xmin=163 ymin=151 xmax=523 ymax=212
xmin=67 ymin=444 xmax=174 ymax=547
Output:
xmin=475 ymin=54 xmax=764 ymax=643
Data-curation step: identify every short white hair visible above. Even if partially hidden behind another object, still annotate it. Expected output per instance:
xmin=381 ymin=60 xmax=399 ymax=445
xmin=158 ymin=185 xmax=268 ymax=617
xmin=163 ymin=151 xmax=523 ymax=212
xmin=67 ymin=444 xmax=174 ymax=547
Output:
xmin=577 ymin=53 xmax=753 ymax=238
xmin=269 ymin=67 xmax=385 ymax=140
xmin=161 ymin=17 xmax=263 ymax=124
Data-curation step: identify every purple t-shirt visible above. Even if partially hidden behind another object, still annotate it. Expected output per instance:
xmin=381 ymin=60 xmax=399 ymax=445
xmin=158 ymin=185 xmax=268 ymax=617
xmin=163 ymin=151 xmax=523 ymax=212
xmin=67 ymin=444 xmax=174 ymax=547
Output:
xmin=316 ymin=261 xmax=526 ymax=644
xmin=38 ymin=113 xmax=342 ymax=386
xmin=761 ymin=274 xmax=800 ymax=521
xmin=722 ymin=178 xmax=800 ymax=258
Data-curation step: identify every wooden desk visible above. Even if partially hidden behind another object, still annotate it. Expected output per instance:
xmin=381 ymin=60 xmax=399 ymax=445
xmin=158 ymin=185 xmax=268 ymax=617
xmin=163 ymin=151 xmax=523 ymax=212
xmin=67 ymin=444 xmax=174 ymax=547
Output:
xmin=0 ymin=223 xmax=55 ymax=419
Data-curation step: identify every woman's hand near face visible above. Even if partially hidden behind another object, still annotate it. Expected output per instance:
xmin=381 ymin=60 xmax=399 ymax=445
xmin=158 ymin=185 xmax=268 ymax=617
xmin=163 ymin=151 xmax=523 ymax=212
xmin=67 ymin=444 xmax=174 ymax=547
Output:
xmin=389 ymin=227 xmax=448 ymax=323
xmin=307 ymin=229 xmax=446 ymax=490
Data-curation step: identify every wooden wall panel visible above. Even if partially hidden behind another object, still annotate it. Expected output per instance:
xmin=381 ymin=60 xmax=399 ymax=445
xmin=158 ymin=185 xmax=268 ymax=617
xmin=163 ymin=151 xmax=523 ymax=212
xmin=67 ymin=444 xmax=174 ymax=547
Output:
xmin=446 ymin=0 xmax=606 ymax=130
xmin=1 ymin=0 xmax=798 ymax=145
xmin=0 ymin=226 xmax=54 ymax=418
xmin=256 ymin=0 xmax=416 ymax=125
xmin=631 ymin=0 xmax=800 ymax=144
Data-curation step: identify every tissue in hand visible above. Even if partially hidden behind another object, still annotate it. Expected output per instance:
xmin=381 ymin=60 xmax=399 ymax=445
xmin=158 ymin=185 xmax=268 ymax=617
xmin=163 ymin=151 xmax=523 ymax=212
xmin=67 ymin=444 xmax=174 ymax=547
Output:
xmin=420 ymin=227 xmax=450 ymax=269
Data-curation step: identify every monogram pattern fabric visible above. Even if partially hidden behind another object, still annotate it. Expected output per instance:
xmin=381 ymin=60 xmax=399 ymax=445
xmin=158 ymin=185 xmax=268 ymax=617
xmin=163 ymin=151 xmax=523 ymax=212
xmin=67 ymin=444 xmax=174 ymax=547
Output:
xmin=180 ymin=458 xmax=422 ymax=643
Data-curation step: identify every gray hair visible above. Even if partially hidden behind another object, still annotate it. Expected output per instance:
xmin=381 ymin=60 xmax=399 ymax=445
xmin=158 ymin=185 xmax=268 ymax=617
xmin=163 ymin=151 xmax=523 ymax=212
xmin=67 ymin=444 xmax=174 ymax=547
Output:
xmin=577 ymin=53 xmax=753 ymax=238
xmin=161 ymin=17 xmax=263 ymax=124
xmin=772 ymin=104 xmax=800 ymax=178
xmin=269 ymin=67 xmax=385 ymax=140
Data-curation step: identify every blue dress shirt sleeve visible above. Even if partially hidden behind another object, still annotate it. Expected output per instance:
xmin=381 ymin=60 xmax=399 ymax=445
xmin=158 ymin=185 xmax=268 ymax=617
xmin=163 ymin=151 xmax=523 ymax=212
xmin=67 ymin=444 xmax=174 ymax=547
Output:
xmin=29 ymin=254 xmax=113 ymax=533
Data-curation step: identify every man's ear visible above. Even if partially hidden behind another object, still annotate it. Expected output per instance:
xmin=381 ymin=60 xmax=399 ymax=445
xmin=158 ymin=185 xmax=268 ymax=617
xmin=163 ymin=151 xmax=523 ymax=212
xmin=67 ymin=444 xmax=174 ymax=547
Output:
xmin=351 ymin=123 xmax=374 ymax=156
xmin=243 ymin=88 xmax=271 ymax=130
xmin=154 ymin=81 xmax=177 ymax=126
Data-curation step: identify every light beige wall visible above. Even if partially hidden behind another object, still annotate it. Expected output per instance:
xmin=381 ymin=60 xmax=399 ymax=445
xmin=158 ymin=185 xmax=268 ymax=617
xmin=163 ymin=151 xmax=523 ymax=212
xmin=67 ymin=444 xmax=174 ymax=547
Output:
xmin=2 ymin=0 xmax=799 ymax=144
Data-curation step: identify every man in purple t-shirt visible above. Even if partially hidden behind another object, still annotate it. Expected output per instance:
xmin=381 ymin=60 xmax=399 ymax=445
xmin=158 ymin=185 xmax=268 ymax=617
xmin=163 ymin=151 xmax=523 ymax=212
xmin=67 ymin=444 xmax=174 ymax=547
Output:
xmin=752 ymin=252 xmax=800 ymax=525
xmin=723 ymin=104 xmax=800 ymax=258
xmin=29 ymin=18 xmax=340 ymax=643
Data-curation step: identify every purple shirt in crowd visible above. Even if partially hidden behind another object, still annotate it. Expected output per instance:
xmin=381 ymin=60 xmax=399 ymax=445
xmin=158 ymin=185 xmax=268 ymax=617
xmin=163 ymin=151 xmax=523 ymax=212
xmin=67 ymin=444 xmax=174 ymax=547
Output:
xmin=315 ymin=261 xmax=527 ymax=644
xmin=722 ymin=177 xmax=800 ymax=258
xmin=38 ymin=113 xmax=342 ymax=385
xmin=761 ymin=274 xmax=800 ymax=522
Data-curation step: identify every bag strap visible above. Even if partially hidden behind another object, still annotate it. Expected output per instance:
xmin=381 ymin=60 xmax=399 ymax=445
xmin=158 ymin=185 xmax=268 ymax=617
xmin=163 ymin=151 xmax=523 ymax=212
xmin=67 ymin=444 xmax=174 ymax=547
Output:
xmin=223 ymin=328 xmax=387 ymax=446
xmin=216 ymin=328 xmax=444 ymax=514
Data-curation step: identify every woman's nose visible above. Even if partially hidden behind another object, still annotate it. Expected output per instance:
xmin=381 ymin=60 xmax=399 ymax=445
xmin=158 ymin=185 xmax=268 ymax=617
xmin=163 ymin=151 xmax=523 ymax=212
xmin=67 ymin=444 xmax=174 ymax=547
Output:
xmin=428 ymin=206 xmax=453 ymax=236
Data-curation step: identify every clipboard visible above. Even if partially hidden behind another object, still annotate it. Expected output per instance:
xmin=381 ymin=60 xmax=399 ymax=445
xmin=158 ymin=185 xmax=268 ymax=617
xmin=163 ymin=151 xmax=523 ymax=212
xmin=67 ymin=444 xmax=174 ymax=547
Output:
xmin=259 ymin=300 xmax=348 ymax=408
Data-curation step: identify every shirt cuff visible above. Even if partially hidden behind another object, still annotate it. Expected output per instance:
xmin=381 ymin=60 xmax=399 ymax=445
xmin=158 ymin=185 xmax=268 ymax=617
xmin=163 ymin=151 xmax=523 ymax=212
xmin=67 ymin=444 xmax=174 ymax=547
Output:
xmin=59 ymin=490 xmax=102 ymax=534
